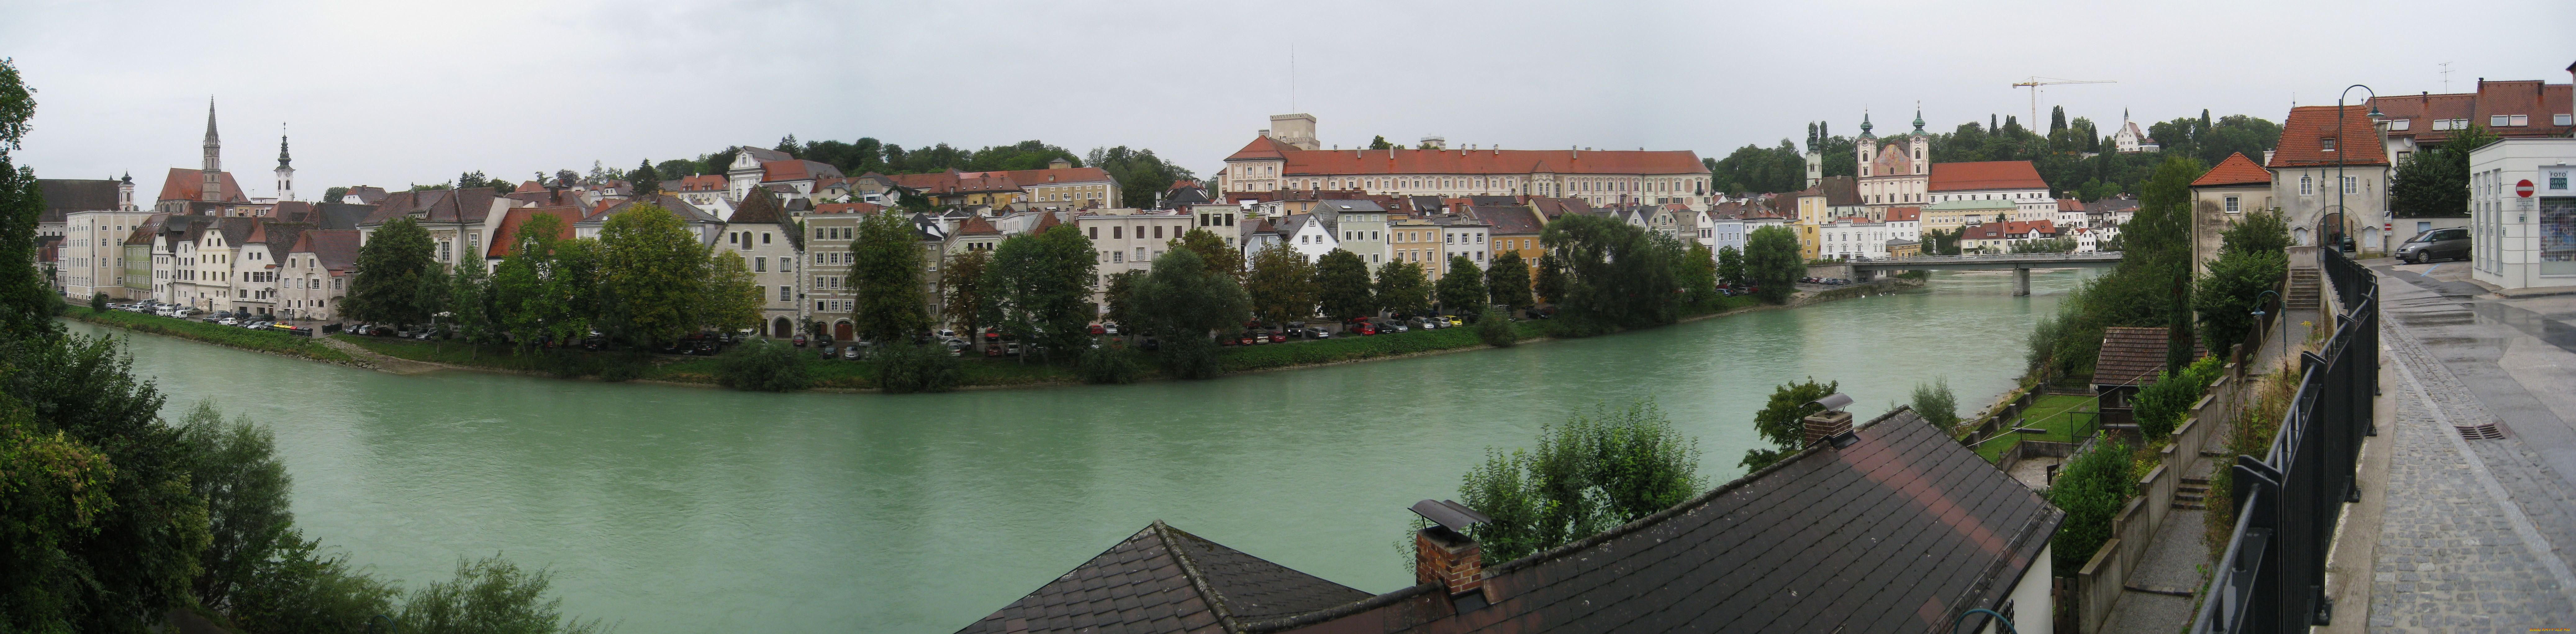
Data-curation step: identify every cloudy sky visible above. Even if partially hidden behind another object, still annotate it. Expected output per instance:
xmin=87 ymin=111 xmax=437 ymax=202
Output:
xmin=6 ymin=0 xmax=2571 ymax=197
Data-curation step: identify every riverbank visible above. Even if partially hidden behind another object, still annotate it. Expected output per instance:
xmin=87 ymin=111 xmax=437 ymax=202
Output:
xmin=71 ymin=279 xmax=1914 ymax=392
xmin=59 ymin=307 xmax=356 ymax=364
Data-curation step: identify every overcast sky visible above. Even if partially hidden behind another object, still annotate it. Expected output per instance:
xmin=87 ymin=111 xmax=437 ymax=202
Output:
xmin=7 ymin=0 xmax=2571 ymax=197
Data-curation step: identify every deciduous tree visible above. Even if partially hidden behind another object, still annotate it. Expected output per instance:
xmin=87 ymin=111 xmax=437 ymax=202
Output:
xmin=1452 ymin=400 xmax=1702 ymax=563
xmin=1739 ymin=377 xmax=1837 ymax=471
xmin=848 ymin=211 xmax=930 ymax=342
xmin=1244 ymin=243 xmax=1317 ymax=325
xmin=700 ymin=250 xmax=763 ymax=335
xmin=2391 ymin=124 xmax=2498 ymax=218
xmin=1434 ymin=255 xmax=1486 ymax=314
xmin=1742 ymin=226 xmax=1802 ymax=304
xmin=1483 ymin=251 xmax=1532 ymax=311
xmin=1130 ymin=248 xmax=1249 ymax=379
xmin=1374 ymin=260 xmax=1429 ymax=317
xmin=1311 ymin=249 xmax=1375 ymax=321
xmin=597 ymin=205 xmax=709 ymax=346
xmin=941 ymin=250 xmax=990 ymax=335
xmin=346 ymin=217 xmax=437 ymax=325
xmin=980 ymin=224 xmax=1096 ymax=362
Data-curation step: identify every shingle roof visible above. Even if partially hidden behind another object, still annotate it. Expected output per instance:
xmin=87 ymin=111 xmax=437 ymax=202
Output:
xmin=38 ymin=179 xmax=121 ymax=213
xmin=762 ymin=159 xmax=843 ymax=183
xmin=485 ymin=207 xmax=583 ymax=258
xmin=155 ymin=168 xmax=249 ymax=203
xmin=1886 ymin=206 xmax=1921 ymax=222
xmin=730 ymin=187 xmax=789 ymax=225
xmin=956 ymin=521 xmax=1371 ymax=634
xmin=1470 ymin=206 xmax=1544 ymax=236
xmin=1225 ymin=136 xmax=1300 ymax=161
xmin=1239 ymin=409 xmax=2056 ymax=634
xmin=362 ymin=188 xmax=505 ymax=226
xmin=287 ymin=229 xmax=361 ymax=272
xmin=1817 ymin=175 xmax=1863 ymax=206
xmin=2192 ymin=153 xmax=2274 ymax=187
xmin=1265 ymin=146 xmax=1704 ymax=177
xmin=1929 ymin=161 xmax=2049 ymax=192
xmin=2093 ymin=326 xmax=2193 ymax=387
xmin=2269 ymin=106 xmax=2388 ymax=168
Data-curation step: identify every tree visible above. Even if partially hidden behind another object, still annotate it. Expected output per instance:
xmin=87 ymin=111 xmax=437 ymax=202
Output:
xmin=1542 ymin=214 xmax=1677 ymax=332
xmin=629 ymin=159 xmax=661 ymax=195
xmin=700 ymin=250 xmax=763 ymax=335
xmin=1739 ymin=378 xmax=1838 ymax=471
xmin=322 ymin=186 xmax=349 ymax=203
xmin=848 ymin=211 xmax=930 ymax=342
xmin=346 ymin=217 xmax=437 ymax=325
xmin=2049 ymin=440 xmax=2135 ymax=572
xmin=1532 ymin=253 xmax=1567 ymax=305
xmin=89 ymin=291 xmax=105 ymax=313
xmin=713 ymin=339 xmax=809 ymax=392
xmin=1434 ymin=255 xmax=1486 ymax=314
xmin=1129 ymin=248 xmax=1249 ymax=379
xmin=394 ymin=556 xmax=606 ymax=634
xmin=1474 ymin=304 xmax=1516 ymax=347
xmin=1910 ymin=377 xmax=1959 ymax=428
xmin=1741 ymin=225 xmax=1803 ymax=304
xmin=1086 ymin=146 xmax=1197 ymax=208
xmin=980 ymin=224 xmax=1096 ymax=363
xmin=1676 ymin=242 xmax=1718 ymax=308
xmin=1369 ymin=135 xmax=1394 ymax=150
xmin=2390 ymin=124 xmax=2498 ymax=218
xmin=1243 ymin=243 xmax=1317 ymax=325
xmin=1451 ymin=400 xmax=1702 ymax=563
xmin=1483 ymin=251 xmax=1532 ymax=311
xmin=2195 ymin=209 xmax=2289 ymax=354
xmin=176 ymin=401 xmax=296 ymax=614
xmin=456 ymin=171 xmax=490 ymax=189
xmin=443 ymin=262 xmax=496 ymax=358
xmin=490 ymin=214 xmax=586 ymax=351
xmin=1311 ymin=250 xmax=1375 ymax=321
xmin=414 ymin=264 xmax=451 ymax=352
xmin=1373 ymin=260 xmax=1429 ymax=317
xmin=596 ymin=205 xmax=708 ymax=346
xmin=1714 ymin=245 xmax=1745 ymax=287
xmin=941 ymin=250 xmax=991 ymax=335
xmin=1172 ymin=228 xmax=1240 ymax=280
xmin=1098 ymin=270 xmax=1143 ymax=328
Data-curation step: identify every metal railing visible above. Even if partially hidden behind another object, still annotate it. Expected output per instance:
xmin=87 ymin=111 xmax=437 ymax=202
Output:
xmin=2192 ymin=246 xmax=2379 ymax=632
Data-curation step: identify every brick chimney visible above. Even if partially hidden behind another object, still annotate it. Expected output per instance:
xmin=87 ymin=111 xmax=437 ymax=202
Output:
xmin=1801 ymin=393 xmax=1857 ymax=448
xmin=1410 ymin=499 xmax=1493 ymax=596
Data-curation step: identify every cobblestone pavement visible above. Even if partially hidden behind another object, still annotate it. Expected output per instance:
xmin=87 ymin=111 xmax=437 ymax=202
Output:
xmin=2370 ymin=315 xmax=2576 ymax=632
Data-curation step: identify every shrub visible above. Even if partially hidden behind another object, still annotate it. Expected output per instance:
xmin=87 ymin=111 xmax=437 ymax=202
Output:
xmin=2049 ymin=438 xmax=2136 ymax=572
xmin=872 ymin=342 xmax=959 ymax=393
xmin=1474 ymin=305 xmax=1516 ymax=347
xmin=1077 ymin=344 xmax=1143 ymax=384
xmin=1156 ymin=335 xmax=1224 ymax=380
xmin=712 ymin=339 xmax=811 ymax=392
xmin=90 ymin=292 xmax=106 ymax=313
xmin=394 ymin=555 xmax=606 ymax=634
xmin=2133 ymin=355 xmax=2223 ymax=440
xmin=1454 ymin=400 xmax=1701 ymax=563
xmin=1910 ymin=377 xmax=1959 ymax=428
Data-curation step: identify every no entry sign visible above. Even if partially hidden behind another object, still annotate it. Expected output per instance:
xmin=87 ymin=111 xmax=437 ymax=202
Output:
xmin=2519 ymin=179 xmax=2537 ymax=197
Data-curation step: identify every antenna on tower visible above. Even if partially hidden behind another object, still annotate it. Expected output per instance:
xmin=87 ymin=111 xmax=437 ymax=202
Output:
xmin=1289 ymin=42 xmax=1297 ymax=113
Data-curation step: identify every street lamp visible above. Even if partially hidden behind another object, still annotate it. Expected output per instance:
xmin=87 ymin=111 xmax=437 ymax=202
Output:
xmin=2253 ymin=289 xmax=2282 ymax=361
xmin=2333 ymin=84 xmax=2381 ymax=255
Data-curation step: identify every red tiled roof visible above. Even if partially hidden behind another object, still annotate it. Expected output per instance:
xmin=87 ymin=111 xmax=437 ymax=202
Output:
xmin=1033 ymin=210 xmax=1064 ymax=232
xmin=812 ymin=202 xmax=883 ymax=215
xmin=1928 ymin=161 xmax=2048 ymax=192
xmin=1268 ymin=146 xmax=1704 ymax=177
xmin=999 ymin=167 xmax=1114 ymax=186
xmin=2055 ymin=199 xmax=2085 ymax=212
xmin=2270 ymin=106 xmax=2389 ymax=168
xmin=887 ymin=170 xmax=1022 ymax=195
xmin=2367 ymin=92 xmax=2481 ymax=145
xmin=155 ymin=168 xmax=250 ymax=203
xmin=485 ymin=206 xmax=582 ymax=258
xmin=956 ymin=214 xmax=1000 ymax=236
xmin=762 ymin=159 xmax=842 ymax=183
xmin=1886 ymin=206 xmax=1920 ymax=222
xmin=2192 ymin=152 xmax=2274 ymax=187
xmin=1223 ymin=136 xmax=1298 ymax=161
xmin=678 ymin=175 xmax=726 ymax=191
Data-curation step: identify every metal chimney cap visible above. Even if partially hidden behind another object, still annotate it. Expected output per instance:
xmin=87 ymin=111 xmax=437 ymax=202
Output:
xmin=1809 ymin=393 xmax=1854 ymax=412
xmin=1410 ymin=499 xmax=1493 ymax=533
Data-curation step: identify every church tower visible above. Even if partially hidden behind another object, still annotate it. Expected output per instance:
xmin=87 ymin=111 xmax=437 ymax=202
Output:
xmin=275 ymin=125 xmax=295 ymax=202
xmin=1854 ymin=113 xmax=1877 ymax=178
xmin=201 ymin=98 xmax=223 ymax=202
xmin=1908 ymin=107 xmax=1929 ymax=175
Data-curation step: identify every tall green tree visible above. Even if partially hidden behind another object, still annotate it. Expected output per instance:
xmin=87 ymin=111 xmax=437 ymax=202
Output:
xmin=1374 ymin=260 xmax=1430 ymax=317
xmin=444 ymin=263 xmax=498 ymax=358
xmin=941 ymin=250 xmax=991 ymax=335
xmin=628 ymin=160 xmax=660 ymax=195
xmin=1452 ymin=400 xmax=1702 ymax=563
xmin=1244 ymin=243 xmax=1317 ymax=325
xmin=1086 ymin=146 xmax=1196 ymax=208
xmin=1741 ymin=226 xmax=1802 ymax=304
xmin=1311 ymin=250 xmax=1375 ymax=321
xmin=1532 ymin=253 xmax=1567 ymax=305
xmin=597 ymin=205 xmax=709 ymax=346
xmin=980 ymin=224 xmax=1096 ymax=362
xmin=2194 ymin=209 xmax=2289 ymax=353
xmin=1484 ymin=251 xmax=1532 ymax=311
xmin=1541 ymin=215 xmax=1677 ymax=332
xmin=1173 ymin=228 xmax=1240 ymax=280
xmin=1434 ymin=255 xmax=1486 ymax=314
xmin=2390 ymin=124 xmax=2498 ymax=218
xmin=346 ymin=217 xmax=437 ymax=325
xmin=1099 ymin=270 xmax=1143 ymax=329
xmin=175 ymin=401 xmax=295 ymax=615
xmin=1677 ymin=243 xmax=1719 ymax=308
xmin=848 ymin=211 xmax=930 ymax=342
xmin=1129 ymin=248 xmax=1249 ymax=378
xmin=1714 ymin=245 xmax=1746 ymax=286
xmin=700 ymin=250 xmax=763 ymax=335
xmin=1738 ymin=378 xmax=1839 ymax=471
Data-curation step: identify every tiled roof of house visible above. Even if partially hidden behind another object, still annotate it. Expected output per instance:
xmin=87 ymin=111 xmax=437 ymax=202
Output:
xmin=1224 ymin=136 xmax=1301 ymax=161
xmin=1265 ymin=146 xmax=1703 ymax=177
xmin=889 ymin=170 xmax=1025 ymax=195
xmin=1529 ymin=197 xmax=1591 ymax=219
xmin=1471 ymin=206 xmax=1544 ymax=236
xmin=763 ymin=159 xmax=844 ymax=183
xmin=2192 ymin=153 xmax=2274 ymax=187
xmin=1002 ymin=167 xmax=1116 ymax=186
xmin=730 ymin=188 xmax=789 ymax=225
xmin=2056 ymin=199 xmax=2085 ymax=212
xmin=813 ymin=202 xmax=883 ymax=215
xmin=155 ymin=168 xmax=250 ymax=203
xmin=2367 ymin=92 xmax=2481 ymax=145
xmin=677 ymin=175 xmax=727 ymax=192
xmin=1886 ymin=206 xmax=1921 ymax=221
xmin=2269 ymin=106 xmax=2388 ymax=168
xmin=738 ymin=146 xmax=794 ymax=164
xmin=2085 ymin=197 xmax=2140 ymax=213
xmin=38 ymin=178 xmax=121 ymax=213
xmin=2094 ymin=326 xmax=2191 ymax=387
xmin=956 ymin=214 xmax=1001 ymax=236
xmin=955 ymin=521 xmax=1372 ymax=634
xmin=124 ymin=214 xmax=169 ymax=245
xmin=1928 ymin=161 xmax=2049 ymax=192
xmin=362 ymin=188 xmax=505 ymax=226
xmin=580 ymin=195 xmax=721 ymax=226
xmin=287 ymin=229 xmax=362 ymax=272
xmin=485 ymin=206 xmax=583 ymax=258
xmin=1816 ymin=175 xmax=1863 ymax=206
xmin=1033 ymin=209 xmax=1064 ymax=232
xmin=246 ymin=221 xmax=312 ymax=255
xmin=341 ymin=186 xmax=389 ymax=205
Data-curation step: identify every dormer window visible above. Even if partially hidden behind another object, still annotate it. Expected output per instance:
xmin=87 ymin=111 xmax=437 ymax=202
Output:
xmin=2319 ymin=137 xmax=2336 ymax=151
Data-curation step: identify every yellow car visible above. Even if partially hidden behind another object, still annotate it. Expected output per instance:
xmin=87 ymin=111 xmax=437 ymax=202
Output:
xmin=1443 ymin=316 xmax=1464 ymax=326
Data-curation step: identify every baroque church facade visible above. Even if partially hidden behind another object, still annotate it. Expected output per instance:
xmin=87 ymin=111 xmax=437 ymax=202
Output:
xmin=1854 ymin=110 xmax=1931 ymax=213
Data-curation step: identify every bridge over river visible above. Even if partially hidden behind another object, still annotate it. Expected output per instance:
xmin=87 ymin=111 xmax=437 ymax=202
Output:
xmin=1849 ymin=252 xmax=2123 ymax=295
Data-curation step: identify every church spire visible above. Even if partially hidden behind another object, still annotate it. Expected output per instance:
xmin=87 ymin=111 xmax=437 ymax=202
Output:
xmin=1912 ymin=103 xmax=1925 ymax=134
xmin=277 ymin=123 xmax=291 ymax=169
xmin=1858 ymin=111 xmax=1875 ymax=139
xmin=275 ymin=122 xmax=296 ymax=202
xmin=201 ymin=97 xmax=224 ymax=202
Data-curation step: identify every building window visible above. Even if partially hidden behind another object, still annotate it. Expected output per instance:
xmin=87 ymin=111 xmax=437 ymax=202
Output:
xmin=2319 ymin=137 xmax=2336 ymax=151
xmin=779 ymin=286 xmax=791 ymax=301
xmin=2493 ymin=115 xmax=2511 ymax=127
xmin=2558 ymin=114 xmax=2575 ymax=126
xmin=2510 ymin=115 xmax=2529 ymax=127
xmin=2343 ymin=176 xmax=2358 ymax=195
xmin=2299 ymin=175 xmax=2313 ymax=196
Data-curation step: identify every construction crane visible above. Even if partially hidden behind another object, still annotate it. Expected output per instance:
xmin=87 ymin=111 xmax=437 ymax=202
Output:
xmin=2011 ymin=77 xmax=2116 ymax=132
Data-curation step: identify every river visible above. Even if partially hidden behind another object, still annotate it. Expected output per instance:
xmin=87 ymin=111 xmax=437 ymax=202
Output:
xmin=65 ymin=268 xmax=2090 ymax=632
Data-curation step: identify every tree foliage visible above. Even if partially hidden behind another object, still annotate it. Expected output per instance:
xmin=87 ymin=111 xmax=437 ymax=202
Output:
xmin=1311 ymin=250 xmax=1375 ymax=321
xmin=980 ymin=225 xmax=1095 ymax=363
xmin=1454 ymin=400 xmax=1702 ymax=563
xmin=1130 ymin=248 xmax=1248 ymax=379
xmin=1244 ymin=244 xmax=1317 ymax=325
xmin=2390 ymin=124 xmax=2498 ymax=218
xmin=2049 ymin=439 xmax=2136 ymax=572
xmin=1540 ymin=215 xmax=1677 ymax=333
xmin=941 ymin=250 xmax=991 ymax=335
xmin=713 ymin=338 xmax=810 ymax=392
xmin=1483 ymin=251 xmax=1532 ymax=311
xmin=1373 ymin=260 xmax=1429 ymax=317
xmin=1714 ymin=245 xmax=1745 ymax=287
xmin=597 ymin=205 xmax=708 ymax=346
xmin=1910 ymin=377 xmax=1960 ymax=429
xmin=393 ymin=556 xmax=605 ymax=634
xmin=847 ymin=211 xmax=929 ymax=342
xmin=2195 ymin=209 xmax=2289 ymax=353
xmin=1532 ymin=253 xmax=1566 ymax=305
xmin=1739 ymin=377 xmax=1838 ymax=471
xmin=1433 ymin=255 xmax=1486 ymax=314
xmin=346 ymin=217 xmax=437 ymax=325
xmin=1741 ymin=226 xmax=1802 ymax=304
xmin=1474 ymin=304 xmax=1516 ymax=347
xmin=699 ymin=250 xmax=763 ymax=335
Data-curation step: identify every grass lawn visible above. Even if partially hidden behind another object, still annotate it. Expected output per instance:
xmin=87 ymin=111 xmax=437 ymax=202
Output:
xmin=1973 ymin=393 xmax=2102 ymax=462
xmin=65 ymin=307 xmax=353 ymax=362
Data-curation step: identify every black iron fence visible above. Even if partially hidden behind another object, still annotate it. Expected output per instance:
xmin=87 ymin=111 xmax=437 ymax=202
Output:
xmin=2192 ymin=247 xmax=2379 ymax=632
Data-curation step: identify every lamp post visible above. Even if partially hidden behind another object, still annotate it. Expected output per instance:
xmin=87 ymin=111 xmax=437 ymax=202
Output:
xmin=2334 ymin=84 xmax=2381 ymax=255
xmin=2254 ymin=289 xmax=2282 ymax=361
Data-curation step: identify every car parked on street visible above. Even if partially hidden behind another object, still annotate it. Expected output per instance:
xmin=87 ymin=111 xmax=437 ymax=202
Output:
xmin=2397 ymin=227 xmax=2470 ymax=264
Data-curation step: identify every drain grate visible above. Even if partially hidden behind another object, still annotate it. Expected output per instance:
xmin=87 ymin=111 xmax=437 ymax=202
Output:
xmin=2456 ymin=423 xmax=2506 ymax=440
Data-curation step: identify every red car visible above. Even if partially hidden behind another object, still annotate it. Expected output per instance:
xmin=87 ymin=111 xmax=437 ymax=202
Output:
xmin=984 ymin=345 xmax=1002 ymax=357
xmin=1268 ymin=333 xmax=1288 ymax=343
xmin=1355 ymin=323 xmax=1378 ymax=336
xmin=1088 ymin=323 xmax=1106 ymax=335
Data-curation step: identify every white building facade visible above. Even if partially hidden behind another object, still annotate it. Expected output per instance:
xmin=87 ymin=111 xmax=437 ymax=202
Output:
xmin=2468 ymin=138 xmax=2576 ymax=290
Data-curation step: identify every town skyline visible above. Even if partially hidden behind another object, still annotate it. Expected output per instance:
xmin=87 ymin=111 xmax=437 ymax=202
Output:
xmin=7 ymin=0 xmax=2570 ymax=196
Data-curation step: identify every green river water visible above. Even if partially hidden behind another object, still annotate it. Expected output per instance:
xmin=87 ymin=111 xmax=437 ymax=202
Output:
xmin=65 ymin=268 xmax=2089 ymax=632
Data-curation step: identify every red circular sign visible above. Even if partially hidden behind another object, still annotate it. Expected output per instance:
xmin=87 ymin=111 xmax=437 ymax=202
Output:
xmin=2519 ymin=179 xmax=2537 ymax=197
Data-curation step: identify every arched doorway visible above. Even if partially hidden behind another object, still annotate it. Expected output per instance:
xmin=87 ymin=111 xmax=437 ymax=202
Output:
xmin=833 ymin=320 xmax=854 ymax=341
xmin=772 ymin=317 xmax=792 ymax=338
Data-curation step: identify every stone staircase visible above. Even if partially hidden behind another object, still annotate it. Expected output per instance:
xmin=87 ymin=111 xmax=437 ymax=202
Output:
xmin=2285 ymin=268 xmax=2322 ymax=311
xmin=2174 ymin=477 xmax=2211 ymax=510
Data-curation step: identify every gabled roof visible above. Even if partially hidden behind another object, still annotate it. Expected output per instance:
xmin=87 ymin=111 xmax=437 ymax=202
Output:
xmin=1225 ymin=136 xmax=1300 ymax=161
xmin=245 ymin=221 xmax=312 ymax=253
xmin=341 ymin=186 xmax=389 ymax=205
xmin=2192 ymin=152 xmax=2274 ymax=187
xmin=1470 ymin=206 xmax=1544 ymax=236
xmin=1816 ymin=175 xmax=1862 ymax=206
xmin=2268 ymin=106 xmax=2388 ymax=168
xmin=579 ymin=195 xmax=721 ymax=226
xmin=814 ymin=202 xmax=884 ymax=215
xmin=1529 ymin=197 xmax=1591 ymax=219
xmin=156 ymin=168 xmax=250 ymax=203
xmin=38 ymin=179 xmax=121 ymax=213
xmin=1928 ymin=161 xmax=2049 ymax=192
xmin=286 ymin=229 xmax=361 ymax=272
xmin=738 ymin=146 xmax=794 ymax=164
xmin=730 ymin=188 xmax=790 ymax=226
xmin=1886 ymin=206 xmax=1921 ymax=221
xmin=956 ymin=521 xmax=1371 ymax=634
xmin=308 ymin=203 xmax=374 ymax=230
xmin=2094 ymin=326 xmax=2199 ymax=387
xmin=956 ymin=214 xmax=1001 ymax=236
xmin=2085 ymin=197 xmax=2140 ymax=213
xmin=1032 ymin=209 xmax=1064 ymax=232
xmin=485 ymin=207 xmax=583 ymax=258
xmin=124 ymin=214 xmax=169 ymax=245
xmin=1001 ymin=167 xmax=1116 ymax=186
xmin=1262 ymin=147 xmax=1705 ymax=177
xmin=677 ymin=175 xmax=727 ymax=192
xmin=362 ymin=188 xmax=505 ymax=226
xmin=763 ymin=159 xmax=843 ymax=183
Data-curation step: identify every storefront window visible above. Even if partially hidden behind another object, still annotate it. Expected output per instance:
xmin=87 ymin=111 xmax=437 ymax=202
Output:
xmin=2543 ymin=197 xmax=2575 ymax=277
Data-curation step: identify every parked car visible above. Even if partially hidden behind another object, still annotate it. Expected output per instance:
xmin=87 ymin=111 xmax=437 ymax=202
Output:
xmin=2397 ymin=228 xmax=2470 ymax=264
xmin=1101 ymin=322 xmax=1120 ymax=335
xmin=792 ymin=335 xmax=808 ymax=347
xmin=1305 ymin=328 xmax=1331 ymax=339
xmin=984 ymin=344 xmax=1003 ymax=357
xmin=818 ymin=345 xmax=835 ymax=359
xmin=947 ymin=339 xmax=969 ymax=356
xmin=1004 ymin=342 xmax=1021 ymax=356
xmin=1088 ymin=323 xmax=1106 ymax=335
xmin=842 ymin=345 xmax=862 ymax=360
